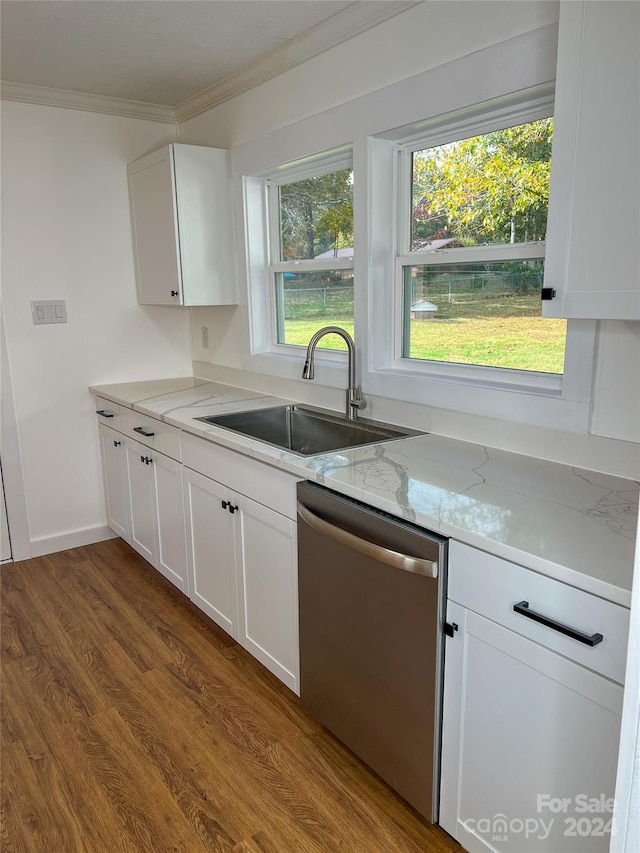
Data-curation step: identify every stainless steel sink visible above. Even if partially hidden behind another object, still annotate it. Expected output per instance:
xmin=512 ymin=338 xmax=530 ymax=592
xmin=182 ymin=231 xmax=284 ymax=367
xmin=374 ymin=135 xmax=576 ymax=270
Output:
xmin=196 ymin=405 xmax=421 ymax=456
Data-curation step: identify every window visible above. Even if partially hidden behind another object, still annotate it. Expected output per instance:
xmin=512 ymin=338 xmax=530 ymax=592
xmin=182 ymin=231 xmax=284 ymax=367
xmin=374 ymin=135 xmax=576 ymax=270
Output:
xmin=268 ymin=161 xmax=354 ymax=351
xmin=397 ymin=116 xmax=567 ymax=376
xmin=242 ymin=80 xmax=596 ymax=432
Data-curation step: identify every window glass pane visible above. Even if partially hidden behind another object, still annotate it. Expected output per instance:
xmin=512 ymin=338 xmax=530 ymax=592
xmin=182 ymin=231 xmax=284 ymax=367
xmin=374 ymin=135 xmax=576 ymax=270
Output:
xmin=275 ymin=271 xmax=354 ymax=348
xmin=279 ymin=169 xmax=354 ymax=261
xmin=411 ymin=118 xmax=553 ymax=251
xmin=403 ymin=260 xmax=566 ymax=374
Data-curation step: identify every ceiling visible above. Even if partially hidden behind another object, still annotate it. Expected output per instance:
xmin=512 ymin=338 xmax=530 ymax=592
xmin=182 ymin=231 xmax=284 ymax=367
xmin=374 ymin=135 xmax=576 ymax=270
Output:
xmin=0 ymin=1 xmax=417 ymax=121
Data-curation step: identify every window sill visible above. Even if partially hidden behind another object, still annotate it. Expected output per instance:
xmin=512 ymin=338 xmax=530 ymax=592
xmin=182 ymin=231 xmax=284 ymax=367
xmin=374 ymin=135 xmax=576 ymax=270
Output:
xmin=364 ymin=365 xmax=590 ymax=433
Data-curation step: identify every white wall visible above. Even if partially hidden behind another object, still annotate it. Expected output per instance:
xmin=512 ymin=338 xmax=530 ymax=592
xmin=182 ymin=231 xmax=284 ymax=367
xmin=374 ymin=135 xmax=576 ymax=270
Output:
xmin=181 ymin=1 xmax=560 ymax=148
xmin=181 ymin=0 xmax=640 ymax=478
xmin=0 ymin=101 xmax=192 ymax=556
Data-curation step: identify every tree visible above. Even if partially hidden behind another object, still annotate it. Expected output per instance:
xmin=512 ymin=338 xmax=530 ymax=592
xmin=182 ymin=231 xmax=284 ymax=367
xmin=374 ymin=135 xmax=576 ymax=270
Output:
xmin=279 ymin=169 xmax=353 ymax=260
xmin=412 ymin=118 xmax=553 ymax=248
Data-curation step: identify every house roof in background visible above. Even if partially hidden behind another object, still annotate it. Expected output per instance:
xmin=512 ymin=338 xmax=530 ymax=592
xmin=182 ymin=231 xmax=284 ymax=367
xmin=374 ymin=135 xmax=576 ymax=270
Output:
xmin=314 ymin=248 xmax=355 ymax=259
xmin=0 ymin=0 xmax=419 ymax=122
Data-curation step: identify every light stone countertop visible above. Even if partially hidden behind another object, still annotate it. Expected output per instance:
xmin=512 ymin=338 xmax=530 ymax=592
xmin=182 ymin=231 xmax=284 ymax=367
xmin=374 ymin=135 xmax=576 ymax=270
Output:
xmin=90 ymin=377 xmax=639 ymax=608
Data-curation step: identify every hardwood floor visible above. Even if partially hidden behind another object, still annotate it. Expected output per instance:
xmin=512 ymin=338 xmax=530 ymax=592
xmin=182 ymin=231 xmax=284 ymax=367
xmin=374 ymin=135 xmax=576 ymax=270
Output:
xmin=1 ymin=538 xmax=461 ymax=852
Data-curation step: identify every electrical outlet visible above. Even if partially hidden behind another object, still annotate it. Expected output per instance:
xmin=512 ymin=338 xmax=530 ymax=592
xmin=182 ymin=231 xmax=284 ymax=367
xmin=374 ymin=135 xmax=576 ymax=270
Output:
xmin=201 ymin=326 xmax=209 ymax=349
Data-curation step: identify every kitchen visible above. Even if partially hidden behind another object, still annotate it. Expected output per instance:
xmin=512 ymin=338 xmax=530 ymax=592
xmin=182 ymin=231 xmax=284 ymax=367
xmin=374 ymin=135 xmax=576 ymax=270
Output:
xmin=1 ymin=1 xmax=639 ymax=851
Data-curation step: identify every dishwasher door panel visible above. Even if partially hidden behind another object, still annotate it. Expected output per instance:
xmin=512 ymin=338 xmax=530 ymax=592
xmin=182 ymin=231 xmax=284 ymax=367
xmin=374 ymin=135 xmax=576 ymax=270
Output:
xmin=297 ymin=481 xmax=447 ymax=822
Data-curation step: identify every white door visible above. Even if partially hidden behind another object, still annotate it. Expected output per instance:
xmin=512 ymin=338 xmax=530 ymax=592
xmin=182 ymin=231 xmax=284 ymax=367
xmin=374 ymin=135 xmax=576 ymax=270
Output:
xmin=98 ymin=424 xmax=130 ymax=542
xmin=128 ymin=146 xmax=181 ymax=305
xmin=440 ymin=602 xmax=623 ymax=853
xmin=0 ymin=459 xmax=11 ymax=563
xmin=153 ymin=450 xmax=188 ymax=594
xmin=124 ymin=438 xmax=156 ymax=565
xmin=236 ymin=496 xmax=298 ymax=693
xmin=182 ymin=467 xmax=237 ymax=638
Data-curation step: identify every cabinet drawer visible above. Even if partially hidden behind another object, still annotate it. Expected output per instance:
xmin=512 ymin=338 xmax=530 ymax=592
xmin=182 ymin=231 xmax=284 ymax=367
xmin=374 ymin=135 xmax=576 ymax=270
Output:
xmin=120 ymin=408 xmax=181 ymax=461
xmin=182 ymin=432 xmax=299 ymax=520
xmin=448 ymin=540 xmax=629 ymax=684
xmin=95 ymin=395 xmax=121 ymax=427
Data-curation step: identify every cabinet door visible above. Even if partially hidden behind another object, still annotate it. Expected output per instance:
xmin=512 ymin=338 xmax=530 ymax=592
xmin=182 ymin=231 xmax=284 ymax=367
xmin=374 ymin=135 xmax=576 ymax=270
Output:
xmin=127 ymin=147 xmax=182 ymax=306
xmin=124 ymin=438 xmax=157 ymax=565
xmin=182 ymin=467 xmax=238 ymax=638
xmin=236 ymin=496 xmax=298 ymax=693
xmin=440 ymin=602 xmax=623 ymax=853
xmin=152 ymin=451 xmax=188 ymax=594
xmin=98 ymin=424 xmax=129 ymax=541
xmin=543 ymin=1 xmax=640 ymax=319
xmin=172 ymin=144 xmax=237 ymax=307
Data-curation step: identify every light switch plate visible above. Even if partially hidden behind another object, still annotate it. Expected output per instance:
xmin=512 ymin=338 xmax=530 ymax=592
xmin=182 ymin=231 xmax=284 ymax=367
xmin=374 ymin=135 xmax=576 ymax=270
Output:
xmin=31 ymin=300 xmax=68 ymax=324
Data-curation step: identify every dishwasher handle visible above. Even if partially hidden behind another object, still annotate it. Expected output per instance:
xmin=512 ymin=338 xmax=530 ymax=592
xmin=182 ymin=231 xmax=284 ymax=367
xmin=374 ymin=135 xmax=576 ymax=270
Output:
xmin=297 ymin=501 xmax=438 ymax=578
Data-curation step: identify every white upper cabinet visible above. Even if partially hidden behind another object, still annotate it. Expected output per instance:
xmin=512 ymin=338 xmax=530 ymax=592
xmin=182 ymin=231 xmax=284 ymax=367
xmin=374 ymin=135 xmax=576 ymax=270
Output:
xmin=127 ymin=144 xmax=238 ymax=307
xmin=543 ymin=1 xmax=640 ymax=320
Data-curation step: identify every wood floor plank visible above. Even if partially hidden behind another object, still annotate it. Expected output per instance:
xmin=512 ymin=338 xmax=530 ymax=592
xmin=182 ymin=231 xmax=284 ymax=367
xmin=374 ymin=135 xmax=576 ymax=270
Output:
xmin=109 ymin=665 xmax=288 ymax=848
xmin=23 ymin=710 xmax=155 ymax=852
xmin=1 ymin=595 xmax=42 ymax=660
xmin=73 ymin=707 xmax=211 ymax=853
xmin=43 ymin=552 xmax=175 ymax=674
xmin=4 ymin=581 xmax=108 ymax=718
xmin=0 ymin=739 xmax=69 ymax=852
xmin=1 ymin=539 xmax=461 ymax=853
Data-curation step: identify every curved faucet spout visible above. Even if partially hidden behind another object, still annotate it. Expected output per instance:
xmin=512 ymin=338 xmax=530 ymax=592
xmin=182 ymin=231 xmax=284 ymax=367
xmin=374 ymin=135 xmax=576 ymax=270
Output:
xmin=301 ymin=326 xmax=366 ymax=420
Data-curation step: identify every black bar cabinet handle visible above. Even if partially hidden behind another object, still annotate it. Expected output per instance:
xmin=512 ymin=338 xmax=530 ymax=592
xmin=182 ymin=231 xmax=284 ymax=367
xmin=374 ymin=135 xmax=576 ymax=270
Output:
xmin=513 ymin=601 xmax=603 ymax=647
xmin=97 ymin=409 xmax=114 ymax=418
xmin=133 ymin=426 xmax=155 ymax=437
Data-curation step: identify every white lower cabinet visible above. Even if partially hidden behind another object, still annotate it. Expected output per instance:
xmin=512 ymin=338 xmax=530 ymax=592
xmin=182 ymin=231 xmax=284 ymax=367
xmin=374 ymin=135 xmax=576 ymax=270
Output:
xmin=98 ymin=424 xmax=129 ymax=541
xmin=150 ymin=448 xmax=188 ymax=592
xmin=440 ymin=543 xmax=625 ymax=853
xmin=182 ymin=463 xmax=299 ymax=694
xmin=123 ymin=435 xmax=188 ymax=593
xmin=182 ymin=467 xmax=238 ymax=637
xmin=236 ymin=496 xmax=298 ymax=691
xmin=124 ymin=438 xmax=156 ymax=564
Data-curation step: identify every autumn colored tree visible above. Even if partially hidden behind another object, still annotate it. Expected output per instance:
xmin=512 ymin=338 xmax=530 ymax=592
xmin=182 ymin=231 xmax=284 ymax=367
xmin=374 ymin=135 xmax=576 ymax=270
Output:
xmin=279 ymin=169 xmax=353 ymax=260
xmin=412 ymin=118 xmax=553 ymax=249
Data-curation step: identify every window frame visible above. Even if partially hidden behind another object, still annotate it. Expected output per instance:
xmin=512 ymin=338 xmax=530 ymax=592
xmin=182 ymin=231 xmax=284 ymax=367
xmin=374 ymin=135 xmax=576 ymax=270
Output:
xmin=264 ymin=150 xmax=354 ymax=354
xmin=361 ymin=89 xmax=596 ymax=430
xmin=393 ymin=98 xmax=560 ymax=390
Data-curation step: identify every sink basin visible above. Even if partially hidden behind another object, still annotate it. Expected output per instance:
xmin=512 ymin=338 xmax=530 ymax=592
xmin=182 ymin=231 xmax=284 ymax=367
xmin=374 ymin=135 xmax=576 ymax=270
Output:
xmin=196 ymin=405 xmax=421 ymax=456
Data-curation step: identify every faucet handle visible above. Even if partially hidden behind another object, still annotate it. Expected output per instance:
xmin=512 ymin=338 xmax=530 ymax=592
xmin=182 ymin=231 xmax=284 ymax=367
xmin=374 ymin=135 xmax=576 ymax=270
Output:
xmin=349 ymin=386 xmax=367 ymax=412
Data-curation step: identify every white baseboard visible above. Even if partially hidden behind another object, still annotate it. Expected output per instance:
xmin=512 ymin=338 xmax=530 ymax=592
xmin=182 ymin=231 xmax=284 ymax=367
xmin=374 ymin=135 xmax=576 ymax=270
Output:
xmin=29 ymin=524 xmax=117 ymax=558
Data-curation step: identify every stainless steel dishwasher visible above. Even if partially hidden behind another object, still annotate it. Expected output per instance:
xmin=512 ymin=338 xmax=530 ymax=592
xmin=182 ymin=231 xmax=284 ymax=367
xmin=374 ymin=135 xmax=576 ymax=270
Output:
xmin=297 ymin=481 xmax=448 ymax=822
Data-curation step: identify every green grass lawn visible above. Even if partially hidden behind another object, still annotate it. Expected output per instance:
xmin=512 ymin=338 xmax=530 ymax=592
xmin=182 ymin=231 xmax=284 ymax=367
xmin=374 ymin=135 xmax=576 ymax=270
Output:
xmin=281 ymin=295 xmax=567 ymax=374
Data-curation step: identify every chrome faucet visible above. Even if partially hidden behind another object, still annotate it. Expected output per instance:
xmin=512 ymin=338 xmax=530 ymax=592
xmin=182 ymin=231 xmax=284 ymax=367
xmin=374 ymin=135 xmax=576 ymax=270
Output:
xmin=302 ymin=326 xmax=366 ymax=420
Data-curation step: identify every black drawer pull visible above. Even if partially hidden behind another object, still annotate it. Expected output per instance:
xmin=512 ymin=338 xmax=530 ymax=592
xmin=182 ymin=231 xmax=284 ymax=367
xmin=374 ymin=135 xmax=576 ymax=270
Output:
xmin=513 ymin=601 xmax=603 ymax=646
xmin=97 ymin=409 xmax=114 ymax=418
xmin=113 ymin=440 xmax=121 ymax=447
xmin=133 ymin=426 xmax=155 ymax=437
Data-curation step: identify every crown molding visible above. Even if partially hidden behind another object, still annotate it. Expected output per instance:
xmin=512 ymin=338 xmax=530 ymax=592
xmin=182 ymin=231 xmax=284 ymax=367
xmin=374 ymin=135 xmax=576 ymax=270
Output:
xmin=1 ymin=2 xmax=420 ymax=125
xmin=0 ymin=81 xmax=177 ymax=123
xmin=174 ymin=0 xmax=421 ymax=124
